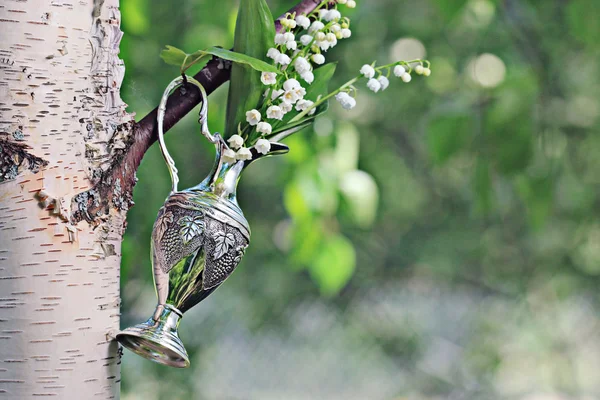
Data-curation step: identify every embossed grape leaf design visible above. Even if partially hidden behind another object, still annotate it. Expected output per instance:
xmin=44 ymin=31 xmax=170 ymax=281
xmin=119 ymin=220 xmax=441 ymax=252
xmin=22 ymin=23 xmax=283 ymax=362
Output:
xmin=155 ymin=210 xmax=173 ymax=241
xmin=213 ymin=231 xmax=236 ymax=260
xmin=179 ymin=215 xmax=204 ymax=245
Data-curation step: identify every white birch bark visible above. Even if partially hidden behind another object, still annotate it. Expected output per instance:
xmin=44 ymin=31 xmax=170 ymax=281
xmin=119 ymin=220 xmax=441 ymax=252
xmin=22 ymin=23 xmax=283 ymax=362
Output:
xmin=0 ymin=0 xmax=131 ymax=398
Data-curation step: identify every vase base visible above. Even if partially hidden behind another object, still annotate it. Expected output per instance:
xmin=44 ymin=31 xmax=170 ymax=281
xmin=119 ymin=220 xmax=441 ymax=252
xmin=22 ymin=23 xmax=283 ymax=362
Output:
xmin=116 ymin=307 xmax=189 ymax=368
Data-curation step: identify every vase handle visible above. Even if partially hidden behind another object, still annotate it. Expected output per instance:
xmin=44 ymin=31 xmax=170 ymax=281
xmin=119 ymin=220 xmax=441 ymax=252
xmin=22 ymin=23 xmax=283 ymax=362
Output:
xmin=157 ymin=75 xmax=218 ymax=193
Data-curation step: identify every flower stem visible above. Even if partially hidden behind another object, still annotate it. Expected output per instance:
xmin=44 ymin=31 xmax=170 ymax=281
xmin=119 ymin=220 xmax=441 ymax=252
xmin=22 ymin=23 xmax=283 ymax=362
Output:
xmin=290 ymin=75 xmax=359 ymax=122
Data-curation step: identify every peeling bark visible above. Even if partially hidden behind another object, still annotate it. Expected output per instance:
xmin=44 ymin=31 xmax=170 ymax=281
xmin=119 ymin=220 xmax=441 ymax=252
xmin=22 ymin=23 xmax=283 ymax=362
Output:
xmin=0 ymin=0 xmax=131 ymax=397
xmin=0 ymin=132 xmax=49 ymax=182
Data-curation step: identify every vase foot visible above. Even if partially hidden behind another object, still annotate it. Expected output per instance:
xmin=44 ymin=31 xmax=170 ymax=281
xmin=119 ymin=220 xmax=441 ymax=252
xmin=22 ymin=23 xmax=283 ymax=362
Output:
xmin=116 ymin=306 xmax=189 ymax=368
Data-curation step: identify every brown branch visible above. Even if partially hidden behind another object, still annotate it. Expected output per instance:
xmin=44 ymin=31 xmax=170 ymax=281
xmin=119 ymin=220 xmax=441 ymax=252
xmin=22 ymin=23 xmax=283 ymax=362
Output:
xmin=129 ymin=0 xmax=324 ymax=176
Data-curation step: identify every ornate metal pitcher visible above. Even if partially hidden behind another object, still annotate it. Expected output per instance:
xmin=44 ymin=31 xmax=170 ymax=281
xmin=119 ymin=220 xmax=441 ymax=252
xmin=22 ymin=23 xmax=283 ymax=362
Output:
xmin=116 ymin=76 xmax=288 ymax=368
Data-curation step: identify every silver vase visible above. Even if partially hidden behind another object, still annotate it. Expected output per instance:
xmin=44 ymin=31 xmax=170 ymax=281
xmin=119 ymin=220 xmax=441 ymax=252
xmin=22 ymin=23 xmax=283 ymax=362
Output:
xmin=116 ymin=76 xmax=288 ymax=368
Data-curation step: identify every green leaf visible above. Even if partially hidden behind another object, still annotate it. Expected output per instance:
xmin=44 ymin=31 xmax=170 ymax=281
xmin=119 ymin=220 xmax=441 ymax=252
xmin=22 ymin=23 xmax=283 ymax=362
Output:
xmin=202 ymin=47 xmax=279 ymax=73
xmin=309 ymin=235 xmax=356 ymax=296
xmin=225 ymin=0 xmax=275 ymax=138
xmin=160 ymin=45 xmax=188 ymax=67
xmin=160 ymin=45 xmax=279 ymax=74
xmin=305 ymin=63 xmax=337 ymax=101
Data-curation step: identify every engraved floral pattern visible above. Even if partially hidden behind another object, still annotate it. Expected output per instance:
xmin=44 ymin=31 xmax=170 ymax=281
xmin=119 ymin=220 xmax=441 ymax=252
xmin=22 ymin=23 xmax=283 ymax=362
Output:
xmin=155 ymin=210 xmax=173 ymax=241
xmin=213 ymin=230 xmax=235 ymax=260
xmin=178 ymin=215 xmax=204 ymax=245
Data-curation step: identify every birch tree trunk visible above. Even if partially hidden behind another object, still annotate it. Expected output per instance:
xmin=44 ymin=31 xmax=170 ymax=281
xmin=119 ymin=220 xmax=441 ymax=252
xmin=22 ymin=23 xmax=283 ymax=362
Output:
xmin=0 ymin=0 xmax=131 ymax=397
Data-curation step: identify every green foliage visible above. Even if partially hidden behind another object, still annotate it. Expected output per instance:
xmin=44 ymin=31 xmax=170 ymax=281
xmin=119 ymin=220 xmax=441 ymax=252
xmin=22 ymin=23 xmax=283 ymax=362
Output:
xmin=567 ymin=0 xmax=600 ymax=47
xmin=120 ymin=0 xmax=600 ymax=398
xmin=160 ymin=45 xmax=279 ymax=74
xmin=427 ymin=113 xmax=472 ymax=164
xmin=309 ymin=234 xmax=356 ymax=296
xmin=225 ymin=0 xmax=275 ymax=138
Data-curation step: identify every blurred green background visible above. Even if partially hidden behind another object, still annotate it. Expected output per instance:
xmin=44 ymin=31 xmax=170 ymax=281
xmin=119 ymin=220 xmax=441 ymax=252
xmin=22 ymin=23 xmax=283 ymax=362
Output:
xmin=118 ymin=0 xmax=600 ymax=399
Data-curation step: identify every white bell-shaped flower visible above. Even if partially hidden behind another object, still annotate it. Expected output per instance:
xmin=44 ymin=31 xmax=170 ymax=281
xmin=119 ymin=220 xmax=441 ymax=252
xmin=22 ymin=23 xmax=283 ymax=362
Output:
xmin=236 ymin=147 xmax=253 ymax=161
xmin=222 ymin=148 xmax=237 ymax=164
xmin=255 ymin=139 xmax=271 ymax=155
xmin=227 ymin=134 xmax=245 ymax=150
xmin=261 ymin=72 xmax=277 ymax=86
xmin=256 ymin=122 xmax=272 ymax=135
xmin=245 ymin=109 xmax=261 ymax=126
xmin=360 ymin=64 xmax=376 ymax=78
xmin=267 ymin=105 xmax=285 ymax=120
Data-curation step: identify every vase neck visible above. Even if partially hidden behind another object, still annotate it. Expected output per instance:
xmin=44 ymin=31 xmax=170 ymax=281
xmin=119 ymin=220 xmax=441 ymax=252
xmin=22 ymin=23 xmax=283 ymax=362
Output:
xmin=191 ymin=135 xmax=290 ymax=202
xmin=194 ymin=138 xmax=244 ymax=203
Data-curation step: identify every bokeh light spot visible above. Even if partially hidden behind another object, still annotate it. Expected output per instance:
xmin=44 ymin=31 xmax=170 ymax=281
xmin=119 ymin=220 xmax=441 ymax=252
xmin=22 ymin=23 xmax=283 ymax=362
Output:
xmin=468 ymin=53 xmax=506 ymax=88
xmin=389 ymin=37 xmax=426 ymax=61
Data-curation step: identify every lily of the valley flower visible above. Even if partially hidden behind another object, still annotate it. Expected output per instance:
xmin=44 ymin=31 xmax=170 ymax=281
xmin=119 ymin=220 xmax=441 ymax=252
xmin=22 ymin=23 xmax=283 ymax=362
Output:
xmin=295 ymin=57 xmax=311 ymax=74
xmin=283 ymin=32 xmax=295 ymax=42
xmin=267 ymin=48 xmax=280 ymax=60
xmin=228 ymin=134 xmax=245 ymax=149
xmin=222 ymin=148 xmax=237 ymax=164
xmin=255 ymin=139 xmax=271 ymax=155
xmin=283 ymin=78 xmax=301 ymax=91
xmin=311 ymin=53 xmax=325 ymax=65
xmin=309 ymin=20 xmax=325 ymax=34
xmin=270 ymin=89 xmax=284 ymax=100
xmin=301 ymin=70 xmax=314 ymax=84
xmin=393 ymin=65 xmax=406 ymax=77
xmin=295 ymin=15 xmax=310 ymax=30
xmin=286 ymin=40 xmax=297 ymax=51
xmin=236 ymin=147 xmax=252 ymax=161
xmin=281 ymin=18 xmax=297 ymax=29
xmin=276 ymin=53 xmax=291 ymax=65
xmin=295 ymin=86 xmax=307 ymax=98
xmin=401 ymin=73 xmax=412 ymax=83
xmin=325 ymin=9 xmax=342 ymax=22
xmin=347 ymin=0 xmax=357 ymax=8
xmin=282 ymin=90 xmax=300 ymax=104
xmin=279 ymin=101 xmax=293 ymax=113
xmin=296 ymin=99 xmax=315 ymax=115
xmin=367 ymin=78 xmax=382 ymax=92
xmin=360 ymin=64 xmax=376 ymax=78
xmin=377 ymin=76 xmax=390 ymax=91
xmin=267 ymin=105 xmax=285 ymax=120
xmin=245 ymin=109 xmax=261 ymax=126
xmin=261 ymin=72 xmax=277 ymax=85
xmin=256 ymin=121 xmax=272 ymax=135
xmin=274 ymin=34 xmax=286 ymax=45
xmin=335 ymin=92 xmax=356 ymax=110
xmin=300 ymin=35 xmax=313 ymax=46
